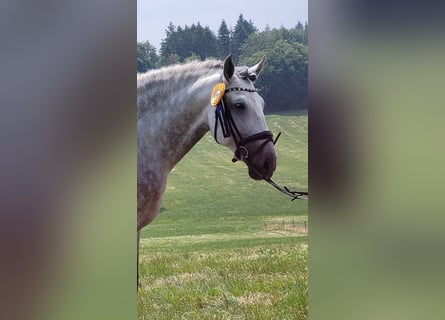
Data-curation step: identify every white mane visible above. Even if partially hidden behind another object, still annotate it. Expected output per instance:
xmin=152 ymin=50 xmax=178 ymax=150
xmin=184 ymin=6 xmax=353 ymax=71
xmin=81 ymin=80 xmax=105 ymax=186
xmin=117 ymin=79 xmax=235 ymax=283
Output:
xmin=137 ymin=59 xmax=223 ymax=89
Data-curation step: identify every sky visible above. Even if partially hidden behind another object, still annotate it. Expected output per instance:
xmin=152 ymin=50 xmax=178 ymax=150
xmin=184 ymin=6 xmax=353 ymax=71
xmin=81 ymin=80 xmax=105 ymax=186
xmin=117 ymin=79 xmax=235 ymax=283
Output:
xmin=137 ymin=0 xmax=308 ymax=50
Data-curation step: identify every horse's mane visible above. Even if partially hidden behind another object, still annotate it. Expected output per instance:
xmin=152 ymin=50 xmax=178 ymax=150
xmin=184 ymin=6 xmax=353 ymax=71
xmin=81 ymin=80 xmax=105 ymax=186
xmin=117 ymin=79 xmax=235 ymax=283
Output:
xmin=137 ymin=59 xmax=223 ymax=89
xmin=137 ymin=59 xmax=225 ymax=118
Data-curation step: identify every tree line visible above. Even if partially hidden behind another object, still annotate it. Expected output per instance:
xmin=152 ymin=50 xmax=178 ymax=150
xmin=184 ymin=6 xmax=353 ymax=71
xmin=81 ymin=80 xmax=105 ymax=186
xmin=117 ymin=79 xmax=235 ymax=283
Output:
xmin=137 ymin=14 xmax=308 ymax=112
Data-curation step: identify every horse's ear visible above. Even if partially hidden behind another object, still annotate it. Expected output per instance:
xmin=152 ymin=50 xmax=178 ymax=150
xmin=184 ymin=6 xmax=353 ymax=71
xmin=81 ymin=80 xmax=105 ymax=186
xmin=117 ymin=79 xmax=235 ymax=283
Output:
xmin=248 ymin=56 xmax=266 ymax=80
xmin=223 ymin=55 xmax=235 ymax=82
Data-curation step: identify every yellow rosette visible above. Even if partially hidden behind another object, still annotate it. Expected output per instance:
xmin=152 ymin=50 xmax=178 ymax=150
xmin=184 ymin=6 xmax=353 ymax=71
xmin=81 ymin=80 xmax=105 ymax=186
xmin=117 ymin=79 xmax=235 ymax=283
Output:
xmin=210 ymin=82 xmax=226 ymax=106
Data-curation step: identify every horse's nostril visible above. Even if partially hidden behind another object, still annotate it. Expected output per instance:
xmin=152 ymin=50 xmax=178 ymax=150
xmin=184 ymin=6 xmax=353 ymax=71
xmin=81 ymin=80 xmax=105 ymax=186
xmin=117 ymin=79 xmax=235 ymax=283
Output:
xmin=264 ymin=159 xmax=271 ymax=172
xmin=264 ymin=156 xmax=276 ymax=174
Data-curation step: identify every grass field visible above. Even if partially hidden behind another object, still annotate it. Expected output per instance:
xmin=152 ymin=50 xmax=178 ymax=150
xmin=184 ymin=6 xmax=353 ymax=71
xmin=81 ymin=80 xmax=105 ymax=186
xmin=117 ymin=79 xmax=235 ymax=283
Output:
xmin=138 ymin=114 xmax=308 ymax=319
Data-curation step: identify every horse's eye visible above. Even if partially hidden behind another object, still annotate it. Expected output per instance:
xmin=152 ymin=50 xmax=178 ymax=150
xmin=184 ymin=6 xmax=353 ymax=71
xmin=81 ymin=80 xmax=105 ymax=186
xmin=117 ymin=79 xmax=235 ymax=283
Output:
xmin=234 ymin=103 xmax=244 ymax=110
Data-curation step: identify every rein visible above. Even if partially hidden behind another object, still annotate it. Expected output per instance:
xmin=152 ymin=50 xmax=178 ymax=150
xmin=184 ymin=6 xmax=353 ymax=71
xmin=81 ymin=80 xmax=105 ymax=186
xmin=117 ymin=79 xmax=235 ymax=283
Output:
xmin=212 ymin=85 xmax=308 ymax=201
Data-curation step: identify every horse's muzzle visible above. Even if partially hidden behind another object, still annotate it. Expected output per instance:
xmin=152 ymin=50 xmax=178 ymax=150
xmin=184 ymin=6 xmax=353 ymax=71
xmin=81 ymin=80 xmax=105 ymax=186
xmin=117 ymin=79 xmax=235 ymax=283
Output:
xmin=235 ymin=141 xmax=276 ymax=180
xmin=231 ymin=131 xmax=277 ymax=180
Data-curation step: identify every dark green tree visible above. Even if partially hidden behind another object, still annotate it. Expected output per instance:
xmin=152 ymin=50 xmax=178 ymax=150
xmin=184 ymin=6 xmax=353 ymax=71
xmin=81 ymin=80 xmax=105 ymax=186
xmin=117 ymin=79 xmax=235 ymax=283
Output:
xmin=240 ymin=25 xmax=308 ymax=112
xmin=137 ymin=41 xmax=159 ymax=73
xmin=290 ymin=21 xmax=307 ymax=45
xmin=231 ymin=14 xmax=257 ymax=62
xmin=160 ymin=23 xmax=218 ymax=63
xmin=160 ymin=22 xmax=179 ymax=59
xmin=165 ymin=22 xmax=176 ymax=37
xmin=217 ymin=19 xmax=231 ymax=59
xmin=166 ymin=53 xmax=181 ymax=65
xmin=193 ymin=23 xmax=219 ymax=59
xmin=184 ymin=52 xmax=200 ymax=62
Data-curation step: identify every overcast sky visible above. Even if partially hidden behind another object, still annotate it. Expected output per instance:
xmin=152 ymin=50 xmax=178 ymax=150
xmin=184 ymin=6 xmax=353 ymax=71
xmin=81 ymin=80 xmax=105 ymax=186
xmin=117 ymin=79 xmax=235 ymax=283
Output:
xmin=137 ymin=0 xmax=308 ymax=50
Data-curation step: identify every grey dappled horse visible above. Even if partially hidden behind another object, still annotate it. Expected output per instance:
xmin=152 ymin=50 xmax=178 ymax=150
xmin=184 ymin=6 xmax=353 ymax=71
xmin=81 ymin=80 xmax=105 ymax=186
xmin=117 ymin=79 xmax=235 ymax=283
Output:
xmin=137 ymin=55 xmax=277 ymax=282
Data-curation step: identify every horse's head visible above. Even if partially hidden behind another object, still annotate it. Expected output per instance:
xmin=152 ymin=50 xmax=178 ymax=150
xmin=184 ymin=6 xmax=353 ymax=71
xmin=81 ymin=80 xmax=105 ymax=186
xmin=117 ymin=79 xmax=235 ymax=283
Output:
xmin=208 ymin=55 xmax=277 ymax=180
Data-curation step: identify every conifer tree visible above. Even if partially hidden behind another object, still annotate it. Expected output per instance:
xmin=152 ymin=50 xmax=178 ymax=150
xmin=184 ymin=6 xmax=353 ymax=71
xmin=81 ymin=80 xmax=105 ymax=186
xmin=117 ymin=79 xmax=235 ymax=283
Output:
xmin=231 ymin=14 xmax=257 ymax=62
xmin=217 ymin=20 xmax=231 ymax=59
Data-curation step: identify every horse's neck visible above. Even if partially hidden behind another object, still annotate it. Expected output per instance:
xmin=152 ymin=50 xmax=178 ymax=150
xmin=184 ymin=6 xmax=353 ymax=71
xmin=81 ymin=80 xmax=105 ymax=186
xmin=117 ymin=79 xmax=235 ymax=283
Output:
xmin=138 ymin=72 xmax=219 ymax=172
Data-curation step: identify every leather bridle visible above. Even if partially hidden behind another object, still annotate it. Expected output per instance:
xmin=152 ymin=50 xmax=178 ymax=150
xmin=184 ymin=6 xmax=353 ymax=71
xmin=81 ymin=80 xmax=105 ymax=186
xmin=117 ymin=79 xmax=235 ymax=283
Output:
xmin=212 ymin=86 xmax=308 ymax=200
xmin=213 ymin=86 xmax=274 ymax=166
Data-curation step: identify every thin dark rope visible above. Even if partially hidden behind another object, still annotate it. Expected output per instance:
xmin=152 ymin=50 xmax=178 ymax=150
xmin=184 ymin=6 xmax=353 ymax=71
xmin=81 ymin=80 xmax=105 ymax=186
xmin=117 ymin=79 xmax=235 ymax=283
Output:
xmin=266 ymin=131 xmax=308 ymax=201
xmin=264 ymin=178 xmax=308 ymax=201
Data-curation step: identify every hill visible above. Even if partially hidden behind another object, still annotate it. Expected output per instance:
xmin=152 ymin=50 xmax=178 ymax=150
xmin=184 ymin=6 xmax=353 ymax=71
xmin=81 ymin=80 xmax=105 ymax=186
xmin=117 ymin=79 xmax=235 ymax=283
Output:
xmin=140 ymin=113 xmax=308 ymax=239
xmin=138 ymin=114 xmax=308 ymax=319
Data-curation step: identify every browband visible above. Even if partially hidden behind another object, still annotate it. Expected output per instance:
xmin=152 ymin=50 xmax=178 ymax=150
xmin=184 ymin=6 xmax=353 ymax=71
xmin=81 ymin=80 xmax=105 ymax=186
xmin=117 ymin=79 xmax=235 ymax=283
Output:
xmin=225 ymin=87 xmax=257 ymax=93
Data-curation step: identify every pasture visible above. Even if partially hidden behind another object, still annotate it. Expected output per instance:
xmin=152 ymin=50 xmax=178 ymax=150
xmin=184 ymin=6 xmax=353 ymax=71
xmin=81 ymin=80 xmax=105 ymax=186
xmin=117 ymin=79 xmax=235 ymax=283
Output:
xmin=138 ymin=114 xmax=308 ymax=319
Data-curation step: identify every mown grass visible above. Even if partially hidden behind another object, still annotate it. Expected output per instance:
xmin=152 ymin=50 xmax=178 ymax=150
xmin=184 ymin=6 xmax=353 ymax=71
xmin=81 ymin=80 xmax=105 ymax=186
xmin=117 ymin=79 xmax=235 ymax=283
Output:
xmin=139 ymin=243 xmax=307 ymax=320
xmin=138 ymin=114 xmax=308 ymax=319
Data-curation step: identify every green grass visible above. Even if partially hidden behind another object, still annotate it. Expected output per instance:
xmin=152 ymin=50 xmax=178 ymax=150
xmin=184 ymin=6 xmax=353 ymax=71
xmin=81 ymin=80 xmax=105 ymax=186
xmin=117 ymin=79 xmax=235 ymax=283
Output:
xmin=138 ymin=114 xmax=308 ymax=319
xmin=139 ymin=243 xmax=307 ymax=320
